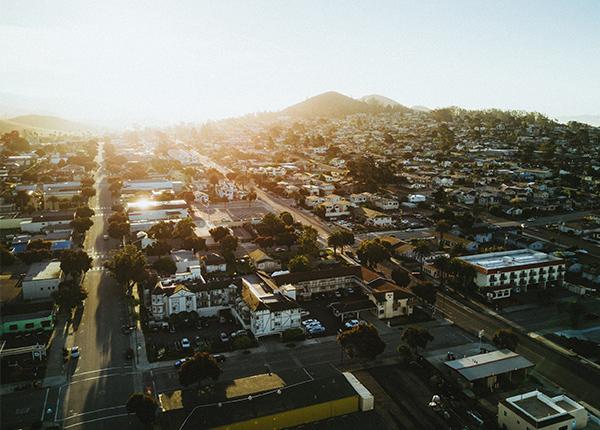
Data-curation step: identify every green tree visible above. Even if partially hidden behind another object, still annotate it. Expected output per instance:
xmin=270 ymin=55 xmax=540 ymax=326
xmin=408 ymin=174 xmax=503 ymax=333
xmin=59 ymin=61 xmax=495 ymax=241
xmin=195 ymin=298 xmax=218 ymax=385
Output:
xmin=397 ymin=344 xmax=413 ymax=364
xmin=181 ymin=234 xmax=207 ymax=254
xmin=448 ymin=258 xmax=478 ymax=295
xmin=125 ymin=392 xmax=159 ymax=426
xmin=151 ymin=257 xmax=177 ymax=276
xmin=146 ymin=239 xmax=172 ymax=257
xmin=51 ymin=282 xmax=88 ymax=311
xmin=59 ymin=250 xmax=93 ymax=280
xmin=275 ymin=227 xmax=298 ymax=251
xmin=327 ymin=231 xmax=345 ymax=255
xmin=253 ymin=236 xmax=275 ymax=250
xmin=70 ymin=217 xmax=94 ymax=235
xmin=147 ymin=221 xmax=175 ymax=239
xmin=107 ymin=221 xmax=130 ymax=240
xmin=26 ymin=239 xmax=52 ymax=251
xmin=558 ymin=300 xmax=587 ymax=328
xmin=108 ymin=211 xmax=128 ymax=224
xmin=400 ymin=326 xmax=434 ymax=354
xmin=409 ymin=238 xmax=431 ymax=273
xmin=339 ymin=231 xmax=355 ymax=255
xmin=491 ymin=328 xmax=520 ymax=351
xmin=279 ymin=211 xmax=294 ymax=226
xmin=411 ymin=282 xmax=437 ymax=306
xmin=297 ymin=225 xmax=319 ymax=256
xmin=435 ymin=219 xmax=451 ymax=244
xmin=209 ymin=226 xmax=230 ymax=243
xmin=256 ymin=213 xmax=286 ymax=237
xmin=103 ymin=245 xmax=149 ymax=293
xmin=433 ymin=255 xmax=450 ymax=288
xmin=219 ymin=234 xmax=239 ymax=255
xmin=1 ymin=246 xmax=16 ymax=266
xmin=245 ymin=191 xmax=257 ymax=207
xmin=337 ymin=323 xmax=386 ymax=362
xmin=233 ymin=335 xmax=253 ymax=352
xmin=174 ymin=218 xmax=196 ymax=239
xmin=178 ymin=352 xmax=223 ymax=387
xmin=75 ymin=205 xmax=95 ymax=218
xmin=18 ymin=249 xmax=52 ymax=264
xmin=357 ymin=238 xmax=390 ymax=268
xmin=81 ymin=186 xmax=96 ymax=201
xmin=288 ymin=254 xmax=310 ymax=272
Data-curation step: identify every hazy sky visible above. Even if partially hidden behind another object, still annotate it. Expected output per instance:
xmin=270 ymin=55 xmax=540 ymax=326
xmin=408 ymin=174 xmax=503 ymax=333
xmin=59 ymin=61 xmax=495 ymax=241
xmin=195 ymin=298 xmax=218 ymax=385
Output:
xmin=1 ymin=1 xmax=599 ymax=125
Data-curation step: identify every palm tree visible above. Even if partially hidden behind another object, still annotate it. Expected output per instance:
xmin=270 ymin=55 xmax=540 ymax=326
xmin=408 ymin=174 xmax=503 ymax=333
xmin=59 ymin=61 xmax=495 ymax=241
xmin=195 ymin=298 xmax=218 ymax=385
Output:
xmin=448 ymin=258 xmax=478 ymax=296
xmin=47 ymin=195 xmax=59 ymax=210
xmin=433 ymin=255 xmax=450 ymax=288
xmin=410 ymin=238 xmax=432 ymax=274
xmin=435 ymin=220 xmax=451 ymax=248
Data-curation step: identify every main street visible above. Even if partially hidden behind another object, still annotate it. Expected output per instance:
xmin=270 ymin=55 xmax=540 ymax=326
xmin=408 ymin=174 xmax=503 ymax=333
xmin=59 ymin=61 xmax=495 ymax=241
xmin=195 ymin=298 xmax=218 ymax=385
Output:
xmin=54 ymin=143 xmax=142 ymax=429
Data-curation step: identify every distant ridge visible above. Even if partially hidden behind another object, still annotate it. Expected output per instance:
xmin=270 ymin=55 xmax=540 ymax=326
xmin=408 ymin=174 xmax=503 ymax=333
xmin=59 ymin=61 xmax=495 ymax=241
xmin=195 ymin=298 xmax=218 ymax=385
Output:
xmin=556 ymin=114 xmax=600 ymax=127
xmin=411 ymin=105 xmax=431 ymax=113
xmin=280 ymin=91 xmax=377 ymax=118
xmin=359 ymin=94 xmax=405 ymax=108
xmin=6 ymin=114 xmax=98 ymax=133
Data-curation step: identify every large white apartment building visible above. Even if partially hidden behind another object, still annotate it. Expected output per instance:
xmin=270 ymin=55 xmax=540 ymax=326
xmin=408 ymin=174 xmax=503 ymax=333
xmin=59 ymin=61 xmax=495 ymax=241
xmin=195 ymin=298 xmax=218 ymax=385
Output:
xmin=459 ymin=250 xmax=566 ymax=301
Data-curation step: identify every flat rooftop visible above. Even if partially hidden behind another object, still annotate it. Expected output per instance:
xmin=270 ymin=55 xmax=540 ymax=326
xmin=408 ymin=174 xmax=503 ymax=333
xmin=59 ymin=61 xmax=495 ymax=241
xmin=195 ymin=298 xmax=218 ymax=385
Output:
xmin=24 ymin=261 xmax=62 ymax=282
xmin=460 ymin=249 xmax=562 ymax=271
xmin=514 ymin=395 xmax=560 ymax=420
xmin=444 ymin=349 xmax=534 ymax=382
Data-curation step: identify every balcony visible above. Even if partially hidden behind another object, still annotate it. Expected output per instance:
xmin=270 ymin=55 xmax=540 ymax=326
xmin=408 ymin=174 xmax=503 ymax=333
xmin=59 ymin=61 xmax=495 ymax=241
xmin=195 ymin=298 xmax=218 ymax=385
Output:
xmin=489 ymin=276 xmax=497 ymax=282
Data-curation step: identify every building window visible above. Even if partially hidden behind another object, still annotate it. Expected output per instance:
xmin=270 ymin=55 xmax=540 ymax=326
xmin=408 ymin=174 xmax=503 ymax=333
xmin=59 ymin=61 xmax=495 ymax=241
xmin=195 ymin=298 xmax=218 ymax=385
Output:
xmin=503 ymin=411 xmax=507 ymax=417
xmin=25 ymin=323 xmax=35 ymax=329
xmin=41 ymin=320 xmax=51 ymax=328
xmin=516 ymin=420 xmax=520 ymax=425
xmin=9 ymin=324 xmax=18 ymax=331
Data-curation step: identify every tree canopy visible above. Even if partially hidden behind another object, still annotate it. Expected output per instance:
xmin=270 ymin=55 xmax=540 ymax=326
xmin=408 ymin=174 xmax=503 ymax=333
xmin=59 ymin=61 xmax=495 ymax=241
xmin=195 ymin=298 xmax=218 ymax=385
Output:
xmin=151 ymin=256 xmax=177 ymax=276
xmin=178 ymin=352 xmax=223 ymax=387
xmin=297 ymin=225 xmax=319 ymax=256
xmin=71 ymin=217 xmax=94 ymax=234
xmin=288 ymin=254 xmax=310 ymax=272
xmin=103 ymin=245 xmax=149 ymax=292
xmin=491 ymin=329 xmax=520 ymax=351
xmin=400 ymin=326 xmax=434 ymax=353
xmin=411 ymin=282 xmax=437 ymax=306
xmin=337 ymin=322 xmax=386 ymax=362
xmin=147 ymin=221 xmax=175 ymax=239
xmin=125 ymin=392 xmax=158 ymax=425
xmin=75 ymin=205 xmax=95 ymax=219
xmin=59 ymin=250 xmax=93 ymax=280
xmin=51 ymin=282 xmax=88 ymax=310
xmin=357 ymin=238 xmax=390 ymax=268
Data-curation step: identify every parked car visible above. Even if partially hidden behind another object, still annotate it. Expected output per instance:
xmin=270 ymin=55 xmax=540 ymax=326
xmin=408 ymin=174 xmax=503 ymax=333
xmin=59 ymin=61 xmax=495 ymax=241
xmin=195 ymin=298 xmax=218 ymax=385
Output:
xmin=300 ymin=309 xmax=310 ymax=317
xmin=122 ymin=325 xmax=132 ymax=334
xmin=344 ymin=319 xmax=360 ymax=329
xmin=103 ymin=234 xmax=109 ymax=240
xmin=334 ymin=290 xmax=342 ymax=298
xmin=308 ymin=326 xmax=326 ymax=337
xmin=181 ymin=338 xmax=191 ymax=348
xmin=274 ymin=247 xmax=286 ymax=252
xmin=219 ymin=332 xmax=230 ymax=342
xmin=71 ymin=346 xmax=80 ymax=358
xmin=213 ymin=354 xmax=226 ymax=362
xmin=302 ymin=319 xmax=318 ymax=327
xmin=174 ymin=358 xmax=187 ymax=367
xmin=231 ymin=329 xmax=248 ymax=338
xmin=194 ymin=336 xmax=204 ymax=346
xmin=174 ymin=341 xmax=182 ymax=351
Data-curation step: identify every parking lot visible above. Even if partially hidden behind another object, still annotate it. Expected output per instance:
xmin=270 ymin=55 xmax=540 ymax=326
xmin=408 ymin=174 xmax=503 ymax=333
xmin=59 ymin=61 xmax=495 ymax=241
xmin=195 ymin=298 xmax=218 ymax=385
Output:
xmin=297 ymin=287 xmax=371 ymax=337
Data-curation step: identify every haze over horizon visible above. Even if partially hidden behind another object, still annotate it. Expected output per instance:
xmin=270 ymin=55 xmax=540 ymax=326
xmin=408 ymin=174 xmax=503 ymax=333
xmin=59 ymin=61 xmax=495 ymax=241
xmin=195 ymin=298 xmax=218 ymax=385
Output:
xmin=1 ymin=1 xmax=599 ymax=126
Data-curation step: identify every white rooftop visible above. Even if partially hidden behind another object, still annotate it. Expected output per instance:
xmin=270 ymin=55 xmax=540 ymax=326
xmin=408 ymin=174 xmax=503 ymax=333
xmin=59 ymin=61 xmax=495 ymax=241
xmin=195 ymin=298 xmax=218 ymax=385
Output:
xmin=460 ymin=249 xmax=561 ymax=270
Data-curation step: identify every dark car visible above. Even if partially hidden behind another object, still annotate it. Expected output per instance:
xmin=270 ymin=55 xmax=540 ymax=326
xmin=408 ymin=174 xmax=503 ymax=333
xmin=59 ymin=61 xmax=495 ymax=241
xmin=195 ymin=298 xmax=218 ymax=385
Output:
xmin=212 ymin=354 xmax=226 ymax=362
xmin=124 ymin=348 xmax=134 ymax=359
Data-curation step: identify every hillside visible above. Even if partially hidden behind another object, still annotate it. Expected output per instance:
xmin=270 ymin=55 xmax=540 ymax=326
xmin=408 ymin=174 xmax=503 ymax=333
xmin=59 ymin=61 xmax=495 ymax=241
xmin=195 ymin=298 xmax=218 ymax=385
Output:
xmin=0 ymin=118 xmax=59 ymax=135
xmin=359 ymin=94 xmax=405 ymax=108
xmin=280 ymin=91 xmax=379 ymax=118
xmin=6 ymin=114 xmax=98 ymax=133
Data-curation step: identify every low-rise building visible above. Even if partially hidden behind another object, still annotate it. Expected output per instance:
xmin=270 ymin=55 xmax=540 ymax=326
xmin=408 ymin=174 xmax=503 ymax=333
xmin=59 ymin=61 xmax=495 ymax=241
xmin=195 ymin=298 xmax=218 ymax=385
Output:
xmin=22 ymin=261 xmax=64 ymax=301
xmin=248 ymin=249 xmax=282 ymax=272
xmin=459 ymin=250 xmax=566 ymax=301
xmin=498 ymin=390 xmax=588 ymax=430
xmin=203 ymin=253 xmax=227 ymax=273
xmin=126 ymin=200 xmax=189 ymax=221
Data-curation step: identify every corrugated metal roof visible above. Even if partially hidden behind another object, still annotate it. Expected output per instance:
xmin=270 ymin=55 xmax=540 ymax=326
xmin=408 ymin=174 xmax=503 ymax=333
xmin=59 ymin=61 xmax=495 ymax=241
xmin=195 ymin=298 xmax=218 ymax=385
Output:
xmin=444 ymin=349 xmax=534 ymax=382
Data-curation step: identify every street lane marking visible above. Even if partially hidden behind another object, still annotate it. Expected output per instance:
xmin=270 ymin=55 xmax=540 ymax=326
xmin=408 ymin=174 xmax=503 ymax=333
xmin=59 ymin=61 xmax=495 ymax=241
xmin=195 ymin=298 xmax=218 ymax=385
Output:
xmin=41 ymin=387 xmax=50 ymax=421
xmin=69 ymin=372 xmax=137 ymax=384
xmin=73 ymin=366 xmax=133 ymax=376
xmin=63 ymin=412 xmax=130 ymax=428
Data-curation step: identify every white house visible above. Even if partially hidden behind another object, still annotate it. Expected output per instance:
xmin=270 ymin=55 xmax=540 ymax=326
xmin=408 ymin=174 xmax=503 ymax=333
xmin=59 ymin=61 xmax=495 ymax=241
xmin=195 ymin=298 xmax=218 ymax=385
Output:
xmin=408 ymin=194 xmax=426 ymax=203
xmin=203 ymin=253 xmax=227 ymax=273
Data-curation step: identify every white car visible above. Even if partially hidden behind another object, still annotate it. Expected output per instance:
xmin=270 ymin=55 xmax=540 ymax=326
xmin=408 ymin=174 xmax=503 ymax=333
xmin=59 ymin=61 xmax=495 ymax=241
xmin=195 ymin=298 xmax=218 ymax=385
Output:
xmin=219 ymin=332 xmax=230 ymax=342
xmin=181 ymin=338 xmax=191 ymax=348
xmin=71 ymin=346 xmax=80 ymax=358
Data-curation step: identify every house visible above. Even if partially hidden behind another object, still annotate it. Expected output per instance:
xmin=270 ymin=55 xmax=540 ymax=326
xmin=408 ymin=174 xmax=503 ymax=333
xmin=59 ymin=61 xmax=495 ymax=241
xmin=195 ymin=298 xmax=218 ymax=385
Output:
xmin=150 ymin=279 xmax=238 ymax=321
xmin=22 ymin=261 xmax=64 ymax=301
xmin=374 ymin=198 xmax=399 ymax=211
xmin=434 ymin=232 xmax=479 ymax=252
xmin=305 ymin=195 xmax=326 ymax=208
xmin=498 ymin=390 xmax=588 ymax=430
xmin=233 ymin=274 xmax=302 ymax=337
xmin=351 ymin=207 xmax=394 ymax=228
xmin=248 ymin=249 xmax=282 ymax=272
xmin=505 ymin=232 xmax=544 ymax=251
xmin=318 ymin=200 xmax=352 ymax=218
xmin=445 ymin=349 xmax=534 ymax=394
xmin=203 ymin=253 xmax=227 ymax=273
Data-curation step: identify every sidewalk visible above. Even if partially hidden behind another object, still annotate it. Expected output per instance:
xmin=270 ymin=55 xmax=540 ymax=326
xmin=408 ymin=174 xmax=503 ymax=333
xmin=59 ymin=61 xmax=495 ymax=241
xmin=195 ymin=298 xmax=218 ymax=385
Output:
xmin=42 ymin=314 xmax=72 ymax=388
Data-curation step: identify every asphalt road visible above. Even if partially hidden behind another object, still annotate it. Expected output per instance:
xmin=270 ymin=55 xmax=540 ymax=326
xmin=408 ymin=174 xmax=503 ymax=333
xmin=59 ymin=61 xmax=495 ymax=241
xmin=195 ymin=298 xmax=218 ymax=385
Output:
xmin=55 ymin=143 xmax=141 ymax=429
